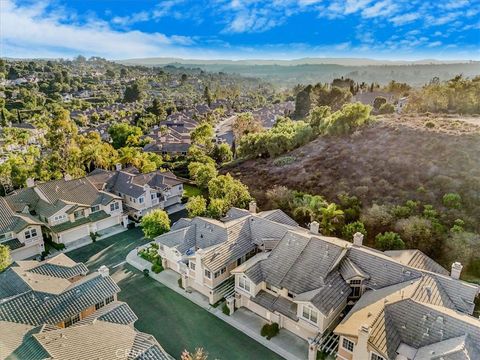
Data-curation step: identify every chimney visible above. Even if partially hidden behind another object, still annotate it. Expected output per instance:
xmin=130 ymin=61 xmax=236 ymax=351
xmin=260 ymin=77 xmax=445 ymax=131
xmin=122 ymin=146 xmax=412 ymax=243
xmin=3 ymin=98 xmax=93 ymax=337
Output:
xmin=98 ymin=265 xmax=110 ymax=278
xmin=249 ymin=201 xmax=257 ymax=213
xmin=64 ymin=174 xmax=72 ymax=181
xmin=355 ymin=324 xmax=371 ymax=359
xmin=451 ymin=262 xmax=463 ymax=280
xmin=115 ymin=163 xmax=122 ymax=171
xmin=310 ymin=221 xmax=319 ymax=234
xmin=26 ymin=178 xmax=35 ymax=188
xmin=353 ymin=232 xmax=364 ymax=246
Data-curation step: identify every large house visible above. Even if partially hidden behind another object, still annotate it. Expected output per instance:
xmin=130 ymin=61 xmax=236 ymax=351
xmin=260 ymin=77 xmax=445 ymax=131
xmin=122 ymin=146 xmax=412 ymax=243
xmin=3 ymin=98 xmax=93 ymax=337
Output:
xmin=154 ymin=203 xmax=300 ymax=304
xmin=0 ymin=197 xmax=44 ymax=261
xmin=0 ymin=253 xmax=172 ymax=360
xmin=5 ymin=176 xmax=125 ymax=247
xmin=88 ymin=166 xmax=184 ymax=220
xmin=155 ymin=204 xmax=479 ymax=360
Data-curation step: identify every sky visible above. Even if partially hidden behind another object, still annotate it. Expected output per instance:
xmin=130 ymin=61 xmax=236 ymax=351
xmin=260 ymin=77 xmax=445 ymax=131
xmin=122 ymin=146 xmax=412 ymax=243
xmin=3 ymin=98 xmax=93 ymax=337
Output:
xmin=1 ymin=0 xmax=479 ymax=61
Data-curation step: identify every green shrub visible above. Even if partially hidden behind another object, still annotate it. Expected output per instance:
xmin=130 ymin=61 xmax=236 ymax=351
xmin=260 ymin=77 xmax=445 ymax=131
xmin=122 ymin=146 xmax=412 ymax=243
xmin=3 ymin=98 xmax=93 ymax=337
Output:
xmin=139 ymin=245 xmax=160 ymax=263
xmin=151 ymin=258 xmax=164 ymax=273
xmin=378 ymin=103 xmax=395 ymax=114
xmin=261 ymin=323 xmax=280 ymax=340
xmin=342 ymin=221 xmax=367 ymax=241
xmin=375 ymin=232 xmax=405 ymax=251
xmin=143 ymin=269 xmax=150 ymax=277
xmin=425 ymin=121 xmax=435 ymax=128
xmin=273 ymin=156 xmax=296 ymax=167
xmin=90 ymin=232 xmax=100 ymax=242
xmin=48 ymin=241 xmax=66 ymax=251
xmin=443 ymin=193 xmax=462 ymax=209
xmin=222 ymin=303 xmax=230 ymax=316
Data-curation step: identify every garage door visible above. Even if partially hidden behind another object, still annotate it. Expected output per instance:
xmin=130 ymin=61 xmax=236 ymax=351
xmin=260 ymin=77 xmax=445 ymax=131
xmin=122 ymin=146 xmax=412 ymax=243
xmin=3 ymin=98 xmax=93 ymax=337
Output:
xmin=96 ymin=216 xmax=120 ymax=231
xmin=60 ymin=226 xmax=89 ymax=244
xmin=11 ymin=245 xmax=40 ymax=261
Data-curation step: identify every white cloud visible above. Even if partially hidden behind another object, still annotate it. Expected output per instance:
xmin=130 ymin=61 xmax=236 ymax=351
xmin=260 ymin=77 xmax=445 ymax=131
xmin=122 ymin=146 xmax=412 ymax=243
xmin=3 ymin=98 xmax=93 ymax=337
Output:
xmin=361 ymin=0 xmax=398 ymax=19
xmin=427 ymin=41 xmax=442 ymax=47
xmin=0 ymin=0 xmax=195 ymax=59
xmin=390 ymin=12 xmax=420 ymax=26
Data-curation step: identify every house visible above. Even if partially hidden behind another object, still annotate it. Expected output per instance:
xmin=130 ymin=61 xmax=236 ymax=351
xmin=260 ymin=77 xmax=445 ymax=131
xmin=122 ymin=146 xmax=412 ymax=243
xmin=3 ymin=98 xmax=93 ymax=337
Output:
xmin=154 ymin=203 xmax=299 ymax=304
xmin=88 ymin=166 xmax=184 ymax=220
xmin=0 ymin=197 xmax=44 ymax=260
xmin=5 ymin=176 xmax=126 ymax=248
xmin=0 ymin=253 xmax=172 ymax=360
xmin=229 ymin=218 xmax=478 ymax=360
xmin=334 ymin=260 xmax=480 ymax=359
xmin=165 ymin=206 xmax=478 ymax=359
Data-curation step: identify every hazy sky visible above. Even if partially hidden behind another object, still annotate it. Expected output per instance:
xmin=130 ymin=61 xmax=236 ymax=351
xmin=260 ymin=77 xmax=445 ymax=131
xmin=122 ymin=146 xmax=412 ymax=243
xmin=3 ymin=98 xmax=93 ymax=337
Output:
xmin=1 ymin=0 xmax=479 ymax=60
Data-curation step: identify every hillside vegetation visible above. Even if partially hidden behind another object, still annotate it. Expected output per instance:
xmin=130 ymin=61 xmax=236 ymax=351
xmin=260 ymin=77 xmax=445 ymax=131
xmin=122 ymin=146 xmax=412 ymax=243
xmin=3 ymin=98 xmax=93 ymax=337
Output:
xmin=224 ymin=114 xmax=480 ymax=278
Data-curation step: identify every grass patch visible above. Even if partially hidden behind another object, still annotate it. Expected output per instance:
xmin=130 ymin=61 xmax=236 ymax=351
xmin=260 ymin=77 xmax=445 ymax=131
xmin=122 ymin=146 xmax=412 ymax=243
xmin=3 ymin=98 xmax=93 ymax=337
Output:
xmin=183 ymin=184 xmax=203 ymax=198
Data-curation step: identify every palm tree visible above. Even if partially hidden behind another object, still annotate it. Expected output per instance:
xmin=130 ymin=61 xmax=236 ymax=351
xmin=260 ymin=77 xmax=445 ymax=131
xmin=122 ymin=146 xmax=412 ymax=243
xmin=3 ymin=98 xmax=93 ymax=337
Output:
xmin=320 ymin=203 xmax=344 ymax=236
xmin=292 ymin=194 xmax=327 ymax=225
xmin=181 ymin=348 xmax=208 ymax=360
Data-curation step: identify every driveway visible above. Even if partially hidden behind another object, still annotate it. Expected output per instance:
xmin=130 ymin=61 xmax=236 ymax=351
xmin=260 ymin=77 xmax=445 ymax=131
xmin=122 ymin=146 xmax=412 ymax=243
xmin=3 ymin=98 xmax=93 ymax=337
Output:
xmin=67 ymin=229 xmax=283 ymax=360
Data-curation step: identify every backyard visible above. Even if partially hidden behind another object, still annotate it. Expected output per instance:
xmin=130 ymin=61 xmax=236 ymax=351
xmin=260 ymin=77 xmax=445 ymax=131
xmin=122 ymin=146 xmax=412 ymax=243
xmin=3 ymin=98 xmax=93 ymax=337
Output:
xmin=67 ymin=229 xmax=283 ymax=360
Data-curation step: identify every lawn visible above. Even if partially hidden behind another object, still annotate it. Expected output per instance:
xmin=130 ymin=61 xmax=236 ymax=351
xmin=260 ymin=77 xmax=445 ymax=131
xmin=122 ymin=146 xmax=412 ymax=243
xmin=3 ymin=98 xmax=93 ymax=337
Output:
xmin=66 ymin=228 xmax=149 ymax=272
xmin=67 ymin=229 xmax=283 ymax=360
xmin=183 ymin=184 xmax=203 ymax=198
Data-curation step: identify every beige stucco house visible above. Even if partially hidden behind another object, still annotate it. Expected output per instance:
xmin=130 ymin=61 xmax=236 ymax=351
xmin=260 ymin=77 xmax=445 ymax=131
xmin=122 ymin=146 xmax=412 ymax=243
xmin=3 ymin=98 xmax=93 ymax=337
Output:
xmin=88 ymin=166 xmax=184 ymax=220
xmin=5 ymin=176 xmax=125 ymax=249
xmin=0 ymin=197 xmax=44 ymax=260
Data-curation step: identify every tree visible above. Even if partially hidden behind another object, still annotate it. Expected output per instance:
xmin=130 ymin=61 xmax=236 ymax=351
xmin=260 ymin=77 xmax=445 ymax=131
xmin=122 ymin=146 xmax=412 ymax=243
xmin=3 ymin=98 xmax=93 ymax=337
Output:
xmin=207 ymin=173 xmax=252 ymax=209
xmin=394 ymin=216 xmax=434 ymax=254
xmin=0 ymin=244 xmax=11 ymax=272
xmin=190 ymin=122 xmax=214 ymax=149
xmin=323 ymin=102 xmax=371 ymax=135
xmin=123 ymin=81 xmax=143 ymax=103
xmin=373 ymin=96 xmax=387 ymax=110
xmin=141 ymin=209 xmax=170 ymax=239
xmin=293 ymin=85 xmax=313 ymax=118
xmin=232 ymin=113 xmax=262 ymax=143
xmin=181 ymin=348 xmax=208 ymax=360
xmin=204 ymin=86 xmax=212 ymax=107
xmin=342 ymin=221 xmax=367 ymax=241
xmin=208 ymin=198 xmax=229 ymax=218
xmin=147 ymin=98 xmax=167 ymax=120
xmin=186 ymin=196 xmax=207 ymax=218
xmin=291 ymin=193 xmax=326 ymax=225
xmin=188 ymin=162 xmax=218 ymax=189
xmin=319 ymin=203 xmax=344 ymax=235
xmin=307 ymin=106 xmax=331 ymax=134
xmin=108 ymin=123 xmax=143 ymax=149
xmin=375 ymin=232 xmax=405 ymax=251
xmin=211 ymin=143 xmax=233 ymax=164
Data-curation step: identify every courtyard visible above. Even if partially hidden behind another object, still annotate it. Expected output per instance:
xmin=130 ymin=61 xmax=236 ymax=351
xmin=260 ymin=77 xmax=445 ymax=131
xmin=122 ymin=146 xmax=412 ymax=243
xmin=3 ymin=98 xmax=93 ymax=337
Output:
xmin=67 ymin=228 xmax=283 ymax=360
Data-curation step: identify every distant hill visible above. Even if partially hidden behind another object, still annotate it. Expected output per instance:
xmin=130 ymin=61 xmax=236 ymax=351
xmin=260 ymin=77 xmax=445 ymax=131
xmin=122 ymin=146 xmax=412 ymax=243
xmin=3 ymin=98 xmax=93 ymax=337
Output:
xmin=117 ymin=58 xmax=480 ymax=87
xmin=118 ymin=57 xmax=475 ymax=66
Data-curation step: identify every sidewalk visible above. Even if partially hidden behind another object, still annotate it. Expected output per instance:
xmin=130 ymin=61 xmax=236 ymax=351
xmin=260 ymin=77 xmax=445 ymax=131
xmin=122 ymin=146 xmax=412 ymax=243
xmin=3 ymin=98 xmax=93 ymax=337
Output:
xmin=126 ymin=249 xmax=307 ymax=360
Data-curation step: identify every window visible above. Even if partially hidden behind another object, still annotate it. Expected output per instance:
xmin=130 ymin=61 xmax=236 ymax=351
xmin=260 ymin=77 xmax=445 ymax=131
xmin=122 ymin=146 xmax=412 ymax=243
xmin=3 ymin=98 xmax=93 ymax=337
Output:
xmin=110 ymin=202 xmax=119 ymax=212
xmin=0 ymin=232 xmax=13 ymax=242
xmin=91 ymin=205 xmax=100 ymax=213
xmin=105 ymin=295 xmax=114 ymax=305
xmin=301 ymin=305 xmax=318 ymax=324
xmin=221 ymin=267 xmax=226 ymax=274
xmin=204 ymin=270 xmax=211 ymax=279
xmin=95 ymin=300 xmax=105 ymax=310
xmin=238 ymin=276 xmax=251 ymax=292
xmin=371 ymin=354 xmax=385 ymax=360
xmin=74 ymin=209 xmax=85 ymax=220
xmin=53 ymin=214 xmax=67 ymax=222
xmin=350 ymin=279 xmax=363 ymax=298
xmin=64 ymin=313 xmax=80 ymax=328
xmin=287 ymin=292 xmax=294 ymax=299
xmin=342 ymin=338 xmax=355 ymax=352
xmin=139 ymin=197 xmax=144 ymax=204
xmin=24 ymin=228 xmax=38 ymax=239
xmin=190 ymin=262 xmax=196 ymax=271
xmin=151 ymin=193 xmax=156 ymax=200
